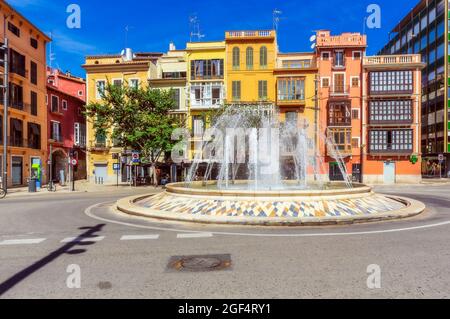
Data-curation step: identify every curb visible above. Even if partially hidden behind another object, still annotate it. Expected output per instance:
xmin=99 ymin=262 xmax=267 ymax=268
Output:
xmin=116 ymin=194 xmax=426 ymax=227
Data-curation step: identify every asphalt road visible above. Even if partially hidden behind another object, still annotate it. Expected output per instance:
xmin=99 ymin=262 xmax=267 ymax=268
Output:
xmin=0 ymin=184 xmax=449 ymax=299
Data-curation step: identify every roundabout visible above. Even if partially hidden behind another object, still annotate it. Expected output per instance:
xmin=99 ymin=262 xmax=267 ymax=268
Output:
xmin=116 ymin=181 xmax=425 ymax=226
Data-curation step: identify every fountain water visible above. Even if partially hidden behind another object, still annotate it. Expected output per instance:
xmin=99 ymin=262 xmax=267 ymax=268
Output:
xmin=185 ymin=104 xmax=350 ymax=190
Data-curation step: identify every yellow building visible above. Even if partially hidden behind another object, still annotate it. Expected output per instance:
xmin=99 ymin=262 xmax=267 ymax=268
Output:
xmin=185 ymin=41 xmax=226 ymax=160
xmin=274 ymin=52 xmax=318 ymax=133
xmin=0 ymin=3 xmax=51 ymax=187
xmin=82 ymin=50 xmax=162 ymax=184
xmin=225 ymin=30 xmax=277 ymax=104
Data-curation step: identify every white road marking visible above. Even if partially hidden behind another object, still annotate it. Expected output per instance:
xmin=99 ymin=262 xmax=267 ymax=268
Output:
xmin=120 ymin=234 xmax=160 ymax=241
xmin=85 ymin=202 xmax=450 ymax=238
xmin=177 ymin=232 xmax=213 ymax=239
xmin=61 ymin=236 xmax=105 ymax=243
xmin=0 ymin=238 xmax=46 ymax=246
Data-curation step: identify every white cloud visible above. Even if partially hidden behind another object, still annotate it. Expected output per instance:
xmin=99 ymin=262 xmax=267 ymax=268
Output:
xmin=48 ymin=30 xmax=96 ymax=56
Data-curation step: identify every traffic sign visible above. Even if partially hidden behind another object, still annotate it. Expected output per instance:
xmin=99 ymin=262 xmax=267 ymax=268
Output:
xmin=113 ymin=163 xmax=121 ymax=171
xmin=438 ymin=154 xmax=444 ymax=163
xmin=131 ymin=151 xmax=140 ymax=164
xmin=71 ymin=158 xmax=78 ymax=166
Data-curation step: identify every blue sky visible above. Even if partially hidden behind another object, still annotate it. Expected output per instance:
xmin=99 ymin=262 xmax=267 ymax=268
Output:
xmin=8 ymin=0 xmax=416 ymax=78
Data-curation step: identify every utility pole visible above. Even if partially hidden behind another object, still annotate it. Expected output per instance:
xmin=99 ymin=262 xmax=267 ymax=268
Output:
xmin=2 ymin=16 xmax=9 ymax=194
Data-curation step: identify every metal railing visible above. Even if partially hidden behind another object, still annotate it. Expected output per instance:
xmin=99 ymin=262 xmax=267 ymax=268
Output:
xmin=226 ymin=30 xmax=274 ymax=38
xmin=364 ymin=54 xmax=421 ymax=65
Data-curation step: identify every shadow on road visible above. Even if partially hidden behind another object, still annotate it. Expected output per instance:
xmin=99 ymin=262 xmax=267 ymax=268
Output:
xmin=0 ymin=224 xmax=106 ymax=296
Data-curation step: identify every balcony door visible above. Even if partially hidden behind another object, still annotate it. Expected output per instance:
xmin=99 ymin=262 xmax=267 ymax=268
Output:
xmin=333 ymin=73 xmax=345 ymax=94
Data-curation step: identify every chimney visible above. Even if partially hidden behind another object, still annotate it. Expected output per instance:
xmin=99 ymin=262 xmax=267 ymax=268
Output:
xmin=122 ymin=48 xmax=134 ymax=62
xmin=169 ymin=42 xmax=176 ymax=51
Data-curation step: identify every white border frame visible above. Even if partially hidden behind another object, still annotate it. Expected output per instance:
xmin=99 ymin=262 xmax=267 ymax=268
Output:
xmin=62 ymin=99 xmax=68 ymax=111
xmin=350 ymin=76 xmax=360 ymax=88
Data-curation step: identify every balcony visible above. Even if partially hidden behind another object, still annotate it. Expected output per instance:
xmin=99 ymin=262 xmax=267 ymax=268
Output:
xmin=277 ymin=95 xmax=305 ymax=107
xmin=89 ymin=140 xmax=111 ymax=151
xmin=225 ymin=30 xmax=275 ymax=40
xmin=364 ymin=54 xmax=422 ymax=66
xmin=330 ymin=85 xmax=350 ymax=97
xmin=49 ymin=135 xmax=64 ymax=144
xmin=369 ymin=144 xmax=413 ymax=155
xmin=190 ymin=98 xmax=223 ymax=110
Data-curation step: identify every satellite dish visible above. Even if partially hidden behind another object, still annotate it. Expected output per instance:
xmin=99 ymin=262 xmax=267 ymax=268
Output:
xmin=311 ymin=43 xmax=316 ymax=50
xmin=309 ymin=35 xmax=317 ymax=42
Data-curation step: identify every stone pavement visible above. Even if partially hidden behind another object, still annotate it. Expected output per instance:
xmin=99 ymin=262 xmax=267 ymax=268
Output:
xmin=2 ymin=179 xmax=162 ymax=198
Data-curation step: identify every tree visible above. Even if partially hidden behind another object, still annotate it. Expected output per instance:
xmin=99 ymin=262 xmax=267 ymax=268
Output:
xmin=85 ymin=81 xmax=182 ymax=163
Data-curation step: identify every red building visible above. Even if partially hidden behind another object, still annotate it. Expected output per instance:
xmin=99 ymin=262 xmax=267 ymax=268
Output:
xmin=46 ymin=68 xmax=87 ymax=183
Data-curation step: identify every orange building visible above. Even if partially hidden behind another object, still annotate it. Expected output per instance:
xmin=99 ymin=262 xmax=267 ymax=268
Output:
xmin=315 ymin=30 xmax=366 ymax=182
xmin=0 ymin=3 xmax=51 ymax=187
xmin=362 ymin=55 xmax=425 ymax=184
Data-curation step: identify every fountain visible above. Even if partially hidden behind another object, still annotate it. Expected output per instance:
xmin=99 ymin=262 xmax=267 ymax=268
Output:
xmin=117 ymin=105 xmax=425 ymax=226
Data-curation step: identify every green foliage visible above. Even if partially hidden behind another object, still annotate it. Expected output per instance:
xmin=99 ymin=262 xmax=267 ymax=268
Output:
xmin=85 ymin=80 xmax=181 ymax=163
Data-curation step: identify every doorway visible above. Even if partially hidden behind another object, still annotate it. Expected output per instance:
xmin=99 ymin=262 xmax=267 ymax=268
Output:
xmin=383 ymin=161 xmax=396 ymax=184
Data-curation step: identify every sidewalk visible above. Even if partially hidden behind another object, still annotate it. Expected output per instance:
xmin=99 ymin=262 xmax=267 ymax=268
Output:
xmin=2 ymin=180 xmax=162 ymax=198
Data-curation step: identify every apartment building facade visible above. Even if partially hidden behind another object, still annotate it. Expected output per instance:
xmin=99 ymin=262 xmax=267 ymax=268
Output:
xmin=148 ymin=43 xmax=188 ymax=126
xmin=83 ymin=50 xmax=162 ymax=184
xmin=378 ymin=0 xmax=448 ymax=177
xmin=46 ymin=67 xmax=87 ymax=183
xmin=315 ymin=30 xmax=367 ymax=182
xmin=0 ymin=2 xmax=50 ymax=187
xmin=225 ymin=30 xmax=277 ymax=106
xmin=186 ymin=41 xmax=226 ymax=160
xmin=362 ymin=55 xmax=425 ymax=183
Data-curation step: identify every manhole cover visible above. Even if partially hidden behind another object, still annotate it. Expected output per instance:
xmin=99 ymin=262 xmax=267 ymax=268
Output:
xmin=167 ymin=254 xmax=232 ymax=272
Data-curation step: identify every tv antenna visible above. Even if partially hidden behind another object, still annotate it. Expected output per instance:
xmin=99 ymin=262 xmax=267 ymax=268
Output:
xmin=273 ymin=9 xmax=283 ymax=31
xmin=189 ymin=15 xmax=205 ymax=42
xmin=48 ymin=32 xmax=56 ymax=68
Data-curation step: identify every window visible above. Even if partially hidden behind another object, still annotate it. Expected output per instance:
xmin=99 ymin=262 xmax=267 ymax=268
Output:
xmin=191 ymin=59 xmax=224 ymax=80
xmin=78 ymin=90 xmax=83 ymax=97
xmin=321 ymin=77 xmax=330 ymax=88
xmin=30 ymin=61 xmax=37 ymax=85
xmin=62 ymin=100 xmax=68 ymax=111
xmin=162 ymin=71 xmax=187 ymax=79
xmin=10 ymin=118 xmax=23 ymax=147
xmin=129 ymin=79 xmax=139 ymax=89
xmin=190 ymin=82 xmax=223 ymax=107
xmin=258 ymin=80 xmax=268 ymax=100
xmin=369 ymin=130 xmax=413 ymax=153
xmin=51 ymin=121 xmax=62 ymax=142
xmin=30 ymin=91 xmax=38 ymax=116
xmin=328 ymin=128 xmax=351 ymax=153
xmin=113 ymin=79 xmax=123 ymax=87
xmin=30 ymin=38 xmax=38 ymax=49
xmin=96 ymin=80 xmax=106 ymax=99
xmin=278 ymin=78 xmax=305 ymax=101
xmin=369 ymin=100 xmax=413 ymax=123
xmin=192 ymin=115 xmax=204 ymax=137
xmin=260 ymin=46 xmax=268 ymax=68
xmin=370 ymin=71 xmax=413 ymax=93
xmin=328 ymin=102 xmax=351 ymax=126
xmin=10 ymin=49 xmax=26 ymax=77
xmin=51 ymin=95 xmax=59 ymax=113
xmin=9 ymin=83 xmax=24 ymax=110
xmin=74 ymin=123 xmax=86 ymax=146
xmin=8 ymin=22 xmax=20 ymax=37
xmin=172 ymin=89 xmax=180 ymax=110
xmin=333 ymin=73 xmax=345 ymax=93
xmin=352 ymin=109 xmax=360 ymax=120
xmin=334 ymin=51 xmax=344 ymax=67
xmin=232 ymin=47 xmax=240 ymax=69
xmin=232 ymin=81 xmax=241 ymax=101
xmin=246 ymin=47 xmax=254 ymax=69
xmin=352 ymin=51 xmax=362 ymax=60
xmin=27 ymin=123 xmax=41 ymax=149
xmin=351 ymin=76 xmax=360 ymax=88
xmin=351 ymin=137 xmax=360 ymax=148
xmin=321 ymin=52 xmax=330 ymax=61
xmin=282 ymin=59 xmax=311 ymax=69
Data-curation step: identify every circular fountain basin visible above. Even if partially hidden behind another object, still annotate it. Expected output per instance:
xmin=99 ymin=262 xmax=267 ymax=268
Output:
xmin=117 ymin=181 xmax=425 ymax=226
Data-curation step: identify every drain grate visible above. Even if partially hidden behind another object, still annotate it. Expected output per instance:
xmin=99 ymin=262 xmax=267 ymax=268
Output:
xmin=167 ymin=254 xmax=232 ymax=272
